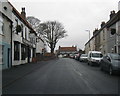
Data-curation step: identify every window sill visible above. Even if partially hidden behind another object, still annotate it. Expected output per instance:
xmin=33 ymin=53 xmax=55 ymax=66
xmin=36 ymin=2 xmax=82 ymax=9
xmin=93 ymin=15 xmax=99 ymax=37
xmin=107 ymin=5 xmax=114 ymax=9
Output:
xmin=0 ymin=34 xmax=4 ymax=36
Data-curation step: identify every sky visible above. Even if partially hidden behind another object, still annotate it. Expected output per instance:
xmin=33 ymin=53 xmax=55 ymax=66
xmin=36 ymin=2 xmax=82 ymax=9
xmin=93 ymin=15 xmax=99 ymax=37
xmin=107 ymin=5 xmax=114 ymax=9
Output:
xmin=8 ymin=0 xmax=119 ymax=51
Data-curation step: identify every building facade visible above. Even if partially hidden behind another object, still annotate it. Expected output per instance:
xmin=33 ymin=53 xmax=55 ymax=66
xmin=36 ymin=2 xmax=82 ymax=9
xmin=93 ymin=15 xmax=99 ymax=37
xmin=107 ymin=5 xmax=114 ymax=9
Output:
xmin=10 ymin=3 xmax=37 ymax=66
xmin=58 ymin=46 xmax=77 ymax=57
xmin=85 ymin=9 xmax=120 ymax=55
xmin=0 ymin=1 xmax=12 ymax=69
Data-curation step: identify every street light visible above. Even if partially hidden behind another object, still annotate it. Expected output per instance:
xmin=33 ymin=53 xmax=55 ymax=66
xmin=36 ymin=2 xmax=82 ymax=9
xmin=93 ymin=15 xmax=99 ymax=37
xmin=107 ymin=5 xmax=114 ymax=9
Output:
xmin=85 ymin=30 xmax=90 ymax=40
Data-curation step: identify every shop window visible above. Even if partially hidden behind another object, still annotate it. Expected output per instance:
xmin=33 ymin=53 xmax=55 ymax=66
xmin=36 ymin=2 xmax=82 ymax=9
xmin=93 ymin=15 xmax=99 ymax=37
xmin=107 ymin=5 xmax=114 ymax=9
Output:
xmin=0 ymin=45 xmax=4 ymax=64
xmin=14 ymin=42 xmax=20 ymax=60
xmin=21 ymin=44 xmax=26 ymax=60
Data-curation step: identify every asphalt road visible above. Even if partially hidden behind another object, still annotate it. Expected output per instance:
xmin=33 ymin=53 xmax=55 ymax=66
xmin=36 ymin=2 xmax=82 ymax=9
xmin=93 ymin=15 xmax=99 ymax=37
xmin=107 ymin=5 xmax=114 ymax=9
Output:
xmin=2 ymin=58 xmax=120 ymax=94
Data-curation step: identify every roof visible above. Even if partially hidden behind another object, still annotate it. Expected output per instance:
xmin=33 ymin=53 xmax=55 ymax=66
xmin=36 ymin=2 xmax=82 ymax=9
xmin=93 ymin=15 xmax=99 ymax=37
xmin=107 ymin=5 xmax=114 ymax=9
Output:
xmin=59 ymin=47 xmax=77 ymax=52
xmin=8 ymin=1 xmax=37 ymax=35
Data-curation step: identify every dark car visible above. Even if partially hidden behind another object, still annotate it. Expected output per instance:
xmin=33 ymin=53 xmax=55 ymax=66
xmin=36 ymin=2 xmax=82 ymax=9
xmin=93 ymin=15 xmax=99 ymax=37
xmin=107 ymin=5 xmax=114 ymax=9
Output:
xmin=100 ymin=53 xmax=120 ymax=75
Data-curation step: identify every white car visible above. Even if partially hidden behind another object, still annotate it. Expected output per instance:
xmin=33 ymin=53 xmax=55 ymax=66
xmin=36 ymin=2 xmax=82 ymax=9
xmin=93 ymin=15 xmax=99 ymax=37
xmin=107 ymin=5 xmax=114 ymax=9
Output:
xmin=87 ymin=51 xmax=103 ymax=66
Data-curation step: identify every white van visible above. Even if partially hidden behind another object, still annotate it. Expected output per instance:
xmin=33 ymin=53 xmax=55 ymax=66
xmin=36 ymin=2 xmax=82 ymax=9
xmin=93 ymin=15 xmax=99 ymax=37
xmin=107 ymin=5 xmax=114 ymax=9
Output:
xmin=87 ymin=51 xmax=103 ymax=66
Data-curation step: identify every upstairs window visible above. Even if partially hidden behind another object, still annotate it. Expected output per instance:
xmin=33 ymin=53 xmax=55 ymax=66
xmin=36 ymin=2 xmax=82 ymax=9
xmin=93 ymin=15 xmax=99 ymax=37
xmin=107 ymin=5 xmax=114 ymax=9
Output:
xmin=0 ymin=20 xmax=4 ymax=35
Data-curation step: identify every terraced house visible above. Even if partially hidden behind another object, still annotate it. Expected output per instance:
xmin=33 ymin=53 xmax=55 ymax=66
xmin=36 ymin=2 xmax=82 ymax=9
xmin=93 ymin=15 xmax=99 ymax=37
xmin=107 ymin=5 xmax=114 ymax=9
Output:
xmin=10 ymin=3 xmax=37 ymax=66
xmin=0 ymin=1 xmax=12 ymax=69
xmin=85 ymin=2 xmax=120 ymax=55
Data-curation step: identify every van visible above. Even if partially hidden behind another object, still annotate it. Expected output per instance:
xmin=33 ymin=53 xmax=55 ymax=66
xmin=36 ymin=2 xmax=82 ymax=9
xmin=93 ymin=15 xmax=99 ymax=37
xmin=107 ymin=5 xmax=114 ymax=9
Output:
xmin=87 ymin=51 xmax=103 ymax=66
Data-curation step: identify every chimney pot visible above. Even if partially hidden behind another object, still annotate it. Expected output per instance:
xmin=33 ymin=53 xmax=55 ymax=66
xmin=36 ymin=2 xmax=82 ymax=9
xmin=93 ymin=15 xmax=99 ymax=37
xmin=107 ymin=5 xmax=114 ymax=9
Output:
xmin=101 ymin=21 xmax=105 ymax=28
xmin=110 ymin=10 xmax=116 ymax=19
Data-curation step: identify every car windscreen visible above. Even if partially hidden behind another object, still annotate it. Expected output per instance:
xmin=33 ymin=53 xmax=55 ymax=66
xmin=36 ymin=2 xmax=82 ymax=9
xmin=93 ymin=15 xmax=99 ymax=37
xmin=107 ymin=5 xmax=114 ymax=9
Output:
xmin=91 ymin=53 xmax=103 ymax=58
xmin=110 ymin=54 xmax=120 ymax=60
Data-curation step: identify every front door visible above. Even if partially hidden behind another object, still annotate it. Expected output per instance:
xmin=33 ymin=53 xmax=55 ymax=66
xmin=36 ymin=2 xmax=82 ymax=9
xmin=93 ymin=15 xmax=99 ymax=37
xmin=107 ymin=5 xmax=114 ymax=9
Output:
xmin=7 ymin=48 xmax=11 ymax=68
xmin=27 ymin=47 xmax=30 ymax=63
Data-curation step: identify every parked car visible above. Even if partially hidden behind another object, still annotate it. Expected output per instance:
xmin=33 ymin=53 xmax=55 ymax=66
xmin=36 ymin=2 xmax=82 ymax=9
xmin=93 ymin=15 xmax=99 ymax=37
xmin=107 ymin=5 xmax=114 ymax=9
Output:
xmin=69 ymin=54 xmax=75 ymax=59
xmin=100 ymin=53 xmax=120 ymax=75
xmin=75 ymin=53 xmax=81 ymax=61
xmin=79 ymin=54 xmax=88 ymax=62
xmin=87 ymin=51 xmax=103 ymax=66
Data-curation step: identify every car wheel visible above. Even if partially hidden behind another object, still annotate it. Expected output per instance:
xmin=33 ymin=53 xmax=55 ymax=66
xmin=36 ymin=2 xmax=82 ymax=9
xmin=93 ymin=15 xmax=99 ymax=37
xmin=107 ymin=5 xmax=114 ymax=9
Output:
xmin=109 ymin=66 xmax=113 ymax=75
xmin=88 ymin=62 xmax=89 ymax=65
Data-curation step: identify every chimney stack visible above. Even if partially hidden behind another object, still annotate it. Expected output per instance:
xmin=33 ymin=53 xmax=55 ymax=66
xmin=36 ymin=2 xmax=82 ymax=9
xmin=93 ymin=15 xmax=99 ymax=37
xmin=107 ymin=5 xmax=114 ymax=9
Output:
xmin=101 ymin=22 xmax=105 ymax=28
xmin=110 ymin=10 xmax=116 ymax=19
xmin=21 ymin=7 xmax=26 ymax=19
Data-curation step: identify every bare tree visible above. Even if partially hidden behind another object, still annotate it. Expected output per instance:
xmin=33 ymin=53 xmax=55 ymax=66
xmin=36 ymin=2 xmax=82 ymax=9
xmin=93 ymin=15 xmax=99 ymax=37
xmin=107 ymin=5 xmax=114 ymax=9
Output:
xmin=27 ymin=17 xmax=67 ymax=53
xmin=40 ymin=21 xmax=67 ymax=53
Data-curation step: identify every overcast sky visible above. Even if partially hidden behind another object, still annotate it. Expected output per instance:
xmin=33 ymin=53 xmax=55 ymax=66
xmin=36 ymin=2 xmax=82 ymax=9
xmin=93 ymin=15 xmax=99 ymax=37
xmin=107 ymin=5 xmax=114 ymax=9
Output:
xmin=9 ymin=0 xmax=119 ymax=51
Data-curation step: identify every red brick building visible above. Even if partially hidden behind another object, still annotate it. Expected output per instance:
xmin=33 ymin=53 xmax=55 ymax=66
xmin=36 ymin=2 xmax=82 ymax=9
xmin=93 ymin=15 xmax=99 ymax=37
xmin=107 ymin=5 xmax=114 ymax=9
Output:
xmin=58 ymin=46 xmax=77 ymax=57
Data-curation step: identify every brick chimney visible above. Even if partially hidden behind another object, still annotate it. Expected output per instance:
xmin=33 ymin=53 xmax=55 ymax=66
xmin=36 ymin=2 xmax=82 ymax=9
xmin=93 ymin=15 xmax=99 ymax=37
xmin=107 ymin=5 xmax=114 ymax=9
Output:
xmin=110 ymin=10 xmax=116 ymax=19
xmin=21 ymin=7 xmax=26 ymax=19
xmin=101 ymin=22 xmax=105 ymax=28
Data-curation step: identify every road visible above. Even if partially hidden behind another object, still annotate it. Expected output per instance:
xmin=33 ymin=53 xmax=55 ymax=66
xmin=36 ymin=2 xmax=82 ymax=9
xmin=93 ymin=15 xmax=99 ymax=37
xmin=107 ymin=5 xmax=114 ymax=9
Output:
xmin=2 ymin=58 xmax=120 ymax=94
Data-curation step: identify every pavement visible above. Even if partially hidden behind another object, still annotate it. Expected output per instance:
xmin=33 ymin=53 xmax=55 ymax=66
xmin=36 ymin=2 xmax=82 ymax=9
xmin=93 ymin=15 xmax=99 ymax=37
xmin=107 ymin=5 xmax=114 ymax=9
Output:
xmin=2 ymin=60 xmax=50 ymax=88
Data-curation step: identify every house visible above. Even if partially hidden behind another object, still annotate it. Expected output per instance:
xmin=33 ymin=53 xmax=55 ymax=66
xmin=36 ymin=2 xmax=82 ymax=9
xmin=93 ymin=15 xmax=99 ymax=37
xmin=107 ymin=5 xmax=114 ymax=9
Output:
xmin=0 ymin=1 xmax=12 ymax=69
xmin=9 ymin=2 xmax=37 ymax=66
xmin=85 ymin=5 xmax=120 ymax=54
xmin=36 ymin=35 xmax=46 ymax=59
xmin=58 ymin=46 xmax=77 ymax=57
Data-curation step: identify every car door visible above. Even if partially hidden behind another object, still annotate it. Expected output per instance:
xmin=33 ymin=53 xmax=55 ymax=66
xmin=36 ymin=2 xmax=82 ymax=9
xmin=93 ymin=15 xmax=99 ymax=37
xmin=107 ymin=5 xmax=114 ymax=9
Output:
xmin=103 ymin=55 xmax=111 ymax=71
xmin=101 ymin=56 xmax=107 ymax=70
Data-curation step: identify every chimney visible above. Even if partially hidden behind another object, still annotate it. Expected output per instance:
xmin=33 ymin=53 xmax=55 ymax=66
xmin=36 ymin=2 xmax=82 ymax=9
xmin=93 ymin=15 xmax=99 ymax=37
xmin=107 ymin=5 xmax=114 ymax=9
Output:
xmin=110 ymin=10 xmax=116 ymax=19
xmin=101 ymin=22 xmax=105 ymax=28
xmin=93 ymin=28 xmax=98 ymax=35
xmin=21 ymin=7 xmax=26 ymax=19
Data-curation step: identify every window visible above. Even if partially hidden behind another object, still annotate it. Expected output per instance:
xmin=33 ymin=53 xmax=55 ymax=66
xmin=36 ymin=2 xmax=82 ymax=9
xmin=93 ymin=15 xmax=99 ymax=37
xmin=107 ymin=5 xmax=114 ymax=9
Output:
xmin=21 ymin=24 xmax=23 ymax=37
xmin=21 ymin=44 xmax=26 ymax=60
xmin=0 ymin=20 xmax=4 ymax=35
xmin=14 ymin=42 xmax=20 ymax=60
xmin=0 ymin=45 xmax=4 ymax=64
xmin=25 ymin=28 xmax=27 ymax=39
xmin=103 ymin=30 xmax=105 ymax=40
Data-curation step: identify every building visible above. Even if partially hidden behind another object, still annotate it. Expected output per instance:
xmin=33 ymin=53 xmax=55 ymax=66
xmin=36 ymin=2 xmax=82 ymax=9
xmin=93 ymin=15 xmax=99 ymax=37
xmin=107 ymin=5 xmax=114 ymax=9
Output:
xmin=0 ymin=1 xmax=12 ymax=69
xmin=9 ymin=2 xmax=37 ymax=66
xmin=85 ymin=8 xmax=120 ymax=54
xmin=58 ymin=46 xmax=77 ymax=57
xmin=36 ymin=36 xmax=46 ymax=57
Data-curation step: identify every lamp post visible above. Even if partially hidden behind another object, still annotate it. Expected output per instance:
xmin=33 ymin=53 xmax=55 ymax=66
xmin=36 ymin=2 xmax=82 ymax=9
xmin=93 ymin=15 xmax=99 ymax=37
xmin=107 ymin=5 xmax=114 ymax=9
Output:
xmin=85 ymin=30 xmax=91 ymax=51
xmin=85 ymin=30 xmax=90 ymax=40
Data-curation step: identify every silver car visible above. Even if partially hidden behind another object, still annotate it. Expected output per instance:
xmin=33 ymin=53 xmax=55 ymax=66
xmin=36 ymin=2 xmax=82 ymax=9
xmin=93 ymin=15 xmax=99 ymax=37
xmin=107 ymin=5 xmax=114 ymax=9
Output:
xmin=79 ymin=54 xmax=88 ymax=62
xmin=100 ymin=53 xmax=120 ymax=75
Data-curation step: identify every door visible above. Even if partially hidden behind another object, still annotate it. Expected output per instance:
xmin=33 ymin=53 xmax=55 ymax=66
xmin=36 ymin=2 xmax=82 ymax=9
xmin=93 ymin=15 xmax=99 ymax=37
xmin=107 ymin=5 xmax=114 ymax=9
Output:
xmin=27 ymin=47 xmax=31 ymax=63
xmin=7 ymin=48 xmax=11 ymax=68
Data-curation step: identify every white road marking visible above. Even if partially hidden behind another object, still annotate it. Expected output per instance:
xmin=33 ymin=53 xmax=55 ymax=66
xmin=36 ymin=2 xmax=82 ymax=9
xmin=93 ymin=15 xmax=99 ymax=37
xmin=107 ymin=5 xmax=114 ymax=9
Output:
xmin=73 ymin=69 xmax=82 ymax=76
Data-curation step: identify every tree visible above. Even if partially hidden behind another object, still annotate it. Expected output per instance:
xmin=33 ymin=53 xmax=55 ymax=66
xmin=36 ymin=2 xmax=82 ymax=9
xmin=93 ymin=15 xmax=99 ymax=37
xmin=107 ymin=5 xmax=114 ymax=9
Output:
xmin=27 ymin=17 xmax=67 ymax=53
xmin=40 ymin=21 xmax=67 ymax=53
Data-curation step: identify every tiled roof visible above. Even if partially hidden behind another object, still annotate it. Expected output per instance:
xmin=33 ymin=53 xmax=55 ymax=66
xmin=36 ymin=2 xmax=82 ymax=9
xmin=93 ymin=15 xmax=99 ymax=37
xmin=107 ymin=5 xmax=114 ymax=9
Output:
xmin=59 ymin=47 xmax=77 ymax=52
